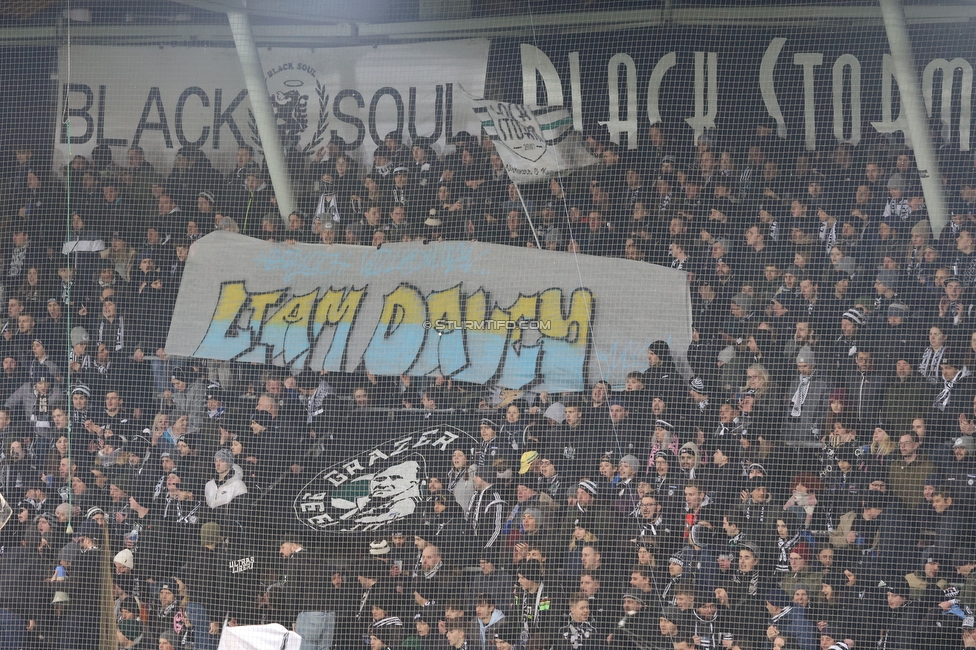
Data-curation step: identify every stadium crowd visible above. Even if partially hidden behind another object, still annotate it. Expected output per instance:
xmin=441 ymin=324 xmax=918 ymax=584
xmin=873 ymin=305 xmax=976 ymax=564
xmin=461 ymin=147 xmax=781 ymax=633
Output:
xmin=4 ymin=116 xmax=976 ymax=650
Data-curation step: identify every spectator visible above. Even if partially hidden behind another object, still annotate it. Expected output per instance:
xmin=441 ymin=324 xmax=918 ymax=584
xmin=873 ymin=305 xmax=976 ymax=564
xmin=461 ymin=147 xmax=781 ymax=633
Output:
xmin=784 ymin=346 xmax=832 ymax=449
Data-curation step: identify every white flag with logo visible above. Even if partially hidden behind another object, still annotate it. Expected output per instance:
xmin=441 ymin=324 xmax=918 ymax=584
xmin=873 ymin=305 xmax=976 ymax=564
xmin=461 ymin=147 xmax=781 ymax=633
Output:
xmin=467 ymin=95 xmax=599 ymax=185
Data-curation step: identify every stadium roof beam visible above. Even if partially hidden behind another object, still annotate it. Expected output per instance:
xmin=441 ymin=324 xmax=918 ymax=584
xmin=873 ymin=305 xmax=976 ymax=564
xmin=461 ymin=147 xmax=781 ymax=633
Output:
xmin=0 ymin=3 xmax=973 ymax=46
xmin=167 ymin=0 xmax=392 ymax=24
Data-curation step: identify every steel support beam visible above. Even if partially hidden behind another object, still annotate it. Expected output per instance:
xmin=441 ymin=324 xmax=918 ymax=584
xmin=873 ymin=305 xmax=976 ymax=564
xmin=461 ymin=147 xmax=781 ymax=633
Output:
xmin=879 ymin=0 xmax=947 ymax=236
xmin=227 ymin=9 xmax=296 ymax=223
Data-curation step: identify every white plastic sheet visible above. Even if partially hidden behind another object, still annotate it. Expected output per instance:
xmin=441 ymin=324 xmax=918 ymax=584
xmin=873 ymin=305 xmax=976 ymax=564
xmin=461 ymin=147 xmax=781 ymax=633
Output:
xmin=0 ymin=491 xmax=11 ymax=531
xmin=217 ymin=624 xmax=302 ymax=650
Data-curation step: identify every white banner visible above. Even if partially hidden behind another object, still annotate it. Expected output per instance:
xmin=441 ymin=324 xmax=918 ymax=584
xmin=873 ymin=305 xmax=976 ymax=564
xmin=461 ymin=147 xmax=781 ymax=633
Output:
xmin=54 ymin=40 xmax=489 ymax=173
xmin=218 ymin=624 xmax=301 ymax=650
xmin=165 ymin=232 xmax=694 ymax=393
xmin=469 ymin=97 xmax=599 ymax=184
xmin=0 ymin=491 xmax=10 ymax=532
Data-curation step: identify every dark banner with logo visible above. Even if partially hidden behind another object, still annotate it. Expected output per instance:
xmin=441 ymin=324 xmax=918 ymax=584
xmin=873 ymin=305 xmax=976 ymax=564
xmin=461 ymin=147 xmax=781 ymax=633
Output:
xmin=294 ymin=426 xmax=478 ymax=533
xmin=487 ymin=24 xmax=973 ymax=154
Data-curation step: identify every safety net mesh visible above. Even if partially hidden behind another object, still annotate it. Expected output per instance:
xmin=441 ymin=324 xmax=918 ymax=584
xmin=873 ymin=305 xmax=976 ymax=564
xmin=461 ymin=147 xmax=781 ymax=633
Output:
xmin=1 ymin=2 xmax=975 ymax=650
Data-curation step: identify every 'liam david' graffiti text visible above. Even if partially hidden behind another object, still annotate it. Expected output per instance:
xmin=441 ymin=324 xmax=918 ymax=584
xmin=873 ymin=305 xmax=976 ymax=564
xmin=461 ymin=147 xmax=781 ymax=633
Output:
xmin=193 ymin=280 xmax=593 ymax=390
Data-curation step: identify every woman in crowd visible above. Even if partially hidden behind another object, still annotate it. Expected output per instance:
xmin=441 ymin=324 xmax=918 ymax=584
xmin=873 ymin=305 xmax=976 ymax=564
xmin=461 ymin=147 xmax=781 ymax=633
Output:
xmin=448 ymin=449 xmax=476 ymax=513
xmin=862 ymin=426 xmax=897 ymax=473
xmin=17 ymin=267 xmax=49 ymax=317
xmin=773 ymin=519 xmax=806 ymax=573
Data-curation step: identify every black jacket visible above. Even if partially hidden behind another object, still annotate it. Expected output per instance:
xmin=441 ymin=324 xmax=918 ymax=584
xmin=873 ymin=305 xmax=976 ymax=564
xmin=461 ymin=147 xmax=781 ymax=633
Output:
xmin=181 ymin=545 xmax=226 ymax=625
xmin=276 ymin=548 xmax=327 ymax=627
xmin=878 ymin=599 xmax=925 ymax=650
xmin=0 ymin=546 xmax=47 ymax=622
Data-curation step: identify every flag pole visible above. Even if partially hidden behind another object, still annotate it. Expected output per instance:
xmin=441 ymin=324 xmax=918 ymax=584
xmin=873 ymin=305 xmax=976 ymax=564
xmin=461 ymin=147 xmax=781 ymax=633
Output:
xmin=513 ymin=184 xmax=543 ymax=249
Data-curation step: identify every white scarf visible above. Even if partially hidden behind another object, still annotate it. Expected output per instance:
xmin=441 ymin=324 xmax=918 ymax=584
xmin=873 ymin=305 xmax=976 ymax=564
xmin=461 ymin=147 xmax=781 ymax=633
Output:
xmin=68 ymin=350 xmax=92 ymax=370
xmin=907 ymin=247 xmax=922 ymax=276
xmin=791 ymin=374 xmax=813 ymax=417
xmin=658 ymin=193 xmax=671 ymax=213
xmin=820 ymin=220 xmax=837 ymax=252
xmin=422 ymin=561 xmax=443 ymax=580
xmin=936 ymin=367 xmax=971 ymax=411
xmin=314 ymin=193 xmax=341 ymax=222
xmin=919 ymin=346 xmax=947 ymax=383
xmin=776 ymin=531 xmax=801 ymax=571
xmin=98 ymin=316 xmax=124 ymax=352
xmin=770 ymin=605 xmax=794 ymax=622
xmin=8 ymin=245 xmax=27 ymax=278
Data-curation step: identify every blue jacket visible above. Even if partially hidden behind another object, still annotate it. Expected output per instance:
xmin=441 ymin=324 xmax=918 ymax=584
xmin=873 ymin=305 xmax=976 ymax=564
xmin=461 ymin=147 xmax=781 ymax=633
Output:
xmin=769 ymin=605 xmax=818 ymax=650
